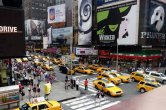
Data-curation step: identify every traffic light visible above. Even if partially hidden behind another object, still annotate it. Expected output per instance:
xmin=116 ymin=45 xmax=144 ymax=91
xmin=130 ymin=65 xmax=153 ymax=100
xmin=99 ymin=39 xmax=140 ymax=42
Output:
xmin=2 ymin=0 xmax=22 ymax=8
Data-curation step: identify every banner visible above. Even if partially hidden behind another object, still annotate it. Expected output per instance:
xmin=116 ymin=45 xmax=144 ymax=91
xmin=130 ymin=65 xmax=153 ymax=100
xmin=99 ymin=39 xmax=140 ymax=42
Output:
xmin=0 ymin=7 xmax=25 ymax=57
xmin=78 ymin=0 xmax=92 ymax=45
xmin=47 ymin=4 xmax=66 ymax=24
xmin=97 ymin=0 xmax=138 ymax=45
xmin=75 ymin=47 xmax=98 ymax=55
xmin=52 ymin=27 xmax=73 ymax=45
xmin=25 ymin=19 xmax=45 ymax=40
xmin=139 ymin=0 xmax=166 ymax=46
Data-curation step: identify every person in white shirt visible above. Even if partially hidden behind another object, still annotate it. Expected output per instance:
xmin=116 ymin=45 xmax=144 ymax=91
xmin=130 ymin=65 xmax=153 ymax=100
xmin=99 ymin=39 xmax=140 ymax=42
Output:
xmin=76 ymin=79 xmax=79 ymax=91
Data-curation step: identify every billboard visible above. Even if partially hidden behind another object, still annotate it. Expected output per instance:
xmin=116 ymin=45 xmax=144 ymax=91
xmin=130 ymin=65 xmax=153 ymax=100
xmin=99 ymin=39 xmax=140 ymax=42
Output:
xmin=0 ymin=7 xmax=25 ymax=57
xmin=47 ymin=4 xmax=66 ymax=24
xmin=97 ymin=0 xmax=138 ymax=45
xmin=25 ymin=19 xmax=45 ymax=40
xmin=75 ymin=47 xmax=98 ymax=55
xmin=139 ymin=0 xmax=166 ymax=46
xmin=78 ymin=0 xmax=92 ymax=45
xmin=52 ymin=27 xmax=73 ymax=45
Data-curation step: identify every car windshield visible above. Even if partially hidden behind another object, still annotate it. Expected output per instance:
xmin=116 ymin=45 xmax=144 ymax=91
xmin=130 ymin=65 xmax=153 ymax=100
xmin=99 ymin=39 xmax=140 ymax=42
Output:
xmin=116 ymin=73 xmax=121 ymax=77
xmin=105 ymin=83 xmax=115 ymax=88
xmin=108 ymin=74 xmax=114 ymax=78
xmin=102 ymin=78 xmax=108 ymax=82
xmin=145 ymin=78 xmax=156 ymax=83
xmin=160 ymin=73 xmax=165 ymax=77
xmin=21 ymin=103 xmax=30 ymax=110
xmin=84 ymin=67 xmax=89 ymax=70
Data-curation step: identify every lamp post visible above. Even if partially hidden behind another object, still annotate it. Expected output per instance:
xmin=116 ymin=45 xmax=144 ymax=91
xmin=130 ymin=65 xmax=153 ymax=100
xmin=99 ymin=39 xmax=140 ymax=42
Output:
xmin=116 ymin=39 xmax=119 ymax=71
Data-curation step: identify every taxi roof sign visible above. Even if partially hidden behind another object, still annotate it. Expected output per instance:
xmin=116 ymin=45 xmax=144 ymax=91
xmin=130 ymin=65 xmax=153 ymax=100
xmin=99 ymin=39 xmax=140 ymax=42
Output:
xmin=31 ymin=97 xmax=45 ymax=104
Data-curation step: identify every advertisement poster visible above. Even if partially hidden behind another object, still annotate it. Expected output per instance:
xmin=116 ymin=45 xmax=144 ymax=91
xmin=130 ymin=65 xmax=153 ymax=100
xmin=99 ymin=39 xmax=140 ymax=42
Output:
xmin=47 ymin=4 xmax=66 ymax=24
xmin=139 ymin=0 xmax=166 ymax=46
xmin=97 ymin=0 xmax=138 ymax=45
xmin=52 ymin=27 xmax=73 ymax=45
xmin=25 ymin=19 xmax=45 ymax=40
xmin=78 ymin=0 xmax=92 ymax=45
xmin=0 ymin=7 xmax=25 ymax=57
xmin=75 ymin=47 xmax=98 ymax=55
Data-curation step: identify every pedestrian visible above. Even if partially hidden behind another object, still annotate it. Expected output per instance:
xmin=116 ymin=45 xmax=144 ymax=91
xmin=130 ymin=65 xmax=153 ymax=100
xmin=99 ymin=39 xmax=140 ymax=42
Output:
xmin=65 ymin=75 xmax=68 ymax=82
xmin=44 ymin=81 xmax=51 ymax=100
xmin=37 ymin=84 xmax=40 ymax=97
xmin=76 ymin=79 xmax=79 ymax=91
xmin=70 ymin=78 xmax=73 ymax=89
xmin=32 ymin=84 xmax=37 ymax=98
xmin=73 ymin=77 xmax=76 ymax=87
xmin=95 ymin=90 xmax=101 ymax=106
xmin=84 ymin=79 xmax=88 ymax=90
xmin=21 ymin=88 xmax=25 ymax=100
xmin=28 ymin=84 xmax=32 ymax=101
xmin=101 ymin=89 xmax=105 ymax=98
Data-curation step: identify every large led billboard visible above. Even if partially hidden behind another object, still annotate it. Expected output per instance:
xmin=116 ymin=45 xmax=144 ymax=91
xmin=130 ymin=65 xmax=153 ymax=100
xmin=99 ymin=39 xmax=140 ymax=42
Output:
xmin=139 ymin=0 xmax=166 ymax=46
xmin=97 ymin=0 xmax=138 ymax=45
xmin=0 ymin=7 xmax=25 ymax=57
xmin=52 ymin=27 xmax=73 ymax=45
xmin=25 ymin=19 xmax=45 ymax=40
xmin=47 ymin=4 xmax=66 ymax=24
xmin=78 ymin=0 xmax=92 ymax=45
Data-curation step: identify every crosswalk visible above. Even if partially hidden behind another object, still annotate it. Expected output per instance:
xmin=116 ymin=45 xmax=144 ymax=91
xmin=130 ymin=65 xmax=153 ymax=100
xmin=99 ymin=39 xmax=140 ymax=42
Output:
xmin=61 ymin=94 xmax=120 ymax=110
xmin=79 ymin=77 xmax=98 ymax=93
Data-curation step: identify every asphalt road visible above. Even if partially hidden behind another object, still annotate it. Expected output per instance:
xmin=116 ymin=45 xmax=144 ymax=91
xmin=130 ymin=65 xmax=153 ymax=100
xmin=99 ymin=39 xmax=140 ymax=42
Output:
xmin=53 ymin=65 xmax=141 ymax=110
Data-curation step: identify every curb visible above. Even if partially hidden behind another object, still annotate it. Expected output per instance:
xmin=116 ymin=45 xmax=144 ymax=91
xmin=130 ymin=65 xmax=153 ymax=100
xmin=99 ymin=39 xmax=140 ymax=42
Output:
xmin=58 ymin=96 xmax=77 ymax=102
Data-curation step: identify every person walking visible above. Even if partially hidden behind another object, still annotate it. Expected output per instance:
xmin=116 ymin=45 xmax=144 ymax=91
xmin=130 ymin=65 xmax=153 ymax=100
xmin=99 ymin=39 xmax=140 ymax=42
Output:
xmin=73 ymin=77 xmax=76 ymax=87
xmin=21 ymin=88 xmax=25 ymax=100
xmin=84 ymin=79 xmax=88 ymax=90
xmin=28 ymin=84 xmax=32 ymax=102
xmin=95 ymin=90 xmax=101 ymax=106
xmin=70 ymin=78 xmax=73 ymax=89
xmin=37 ymin=84 xmax=40 ymax=97
xmin=32 ymin=84 xmax=37 ymax=98
xmin=76 ymin=79 xmax=79 ymax=91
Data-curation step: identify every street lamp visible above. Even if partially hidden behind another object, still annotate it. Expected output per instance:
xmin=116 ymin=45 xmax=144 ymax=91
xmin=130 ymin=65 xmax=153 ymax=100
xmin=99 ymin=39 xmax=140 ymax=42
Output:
xmin=116 ymin=39 xmax=119 ymax=71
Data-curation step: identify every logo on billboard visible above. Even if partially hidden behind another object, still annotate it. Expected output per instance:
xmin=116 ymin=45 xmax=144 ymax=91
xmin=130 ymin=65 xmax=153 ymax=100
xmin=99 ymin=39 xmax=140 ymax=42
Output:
xmin=151 ymin=6 xmax=165 ymax=32
xmin=0 ymin=26 xmax=18 ymax=33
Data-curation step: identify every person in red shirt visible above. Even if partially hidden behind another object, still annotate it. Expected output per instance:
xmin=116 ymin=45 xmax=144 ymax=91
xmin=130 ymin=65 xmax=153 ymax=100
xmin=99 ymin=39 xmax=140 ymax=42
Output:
xmin=84 ymin=79 xmax=88 ymax=90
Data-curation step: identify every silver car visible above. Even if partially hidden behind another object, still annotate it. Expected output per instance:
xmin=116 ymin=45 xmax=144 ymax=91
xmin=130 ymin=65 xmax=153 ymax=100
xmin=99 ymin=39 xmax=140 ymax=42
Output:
xmin=146 ymin=71 xmax=166 ymax=84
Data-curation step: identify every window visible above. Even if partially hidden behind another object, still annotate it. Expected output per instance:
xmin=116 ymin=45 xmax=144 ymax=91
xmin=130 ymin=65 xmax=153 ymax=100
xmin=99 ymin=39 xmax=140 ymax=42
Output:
xmin=139 ymin=81 xmax=145 ymax=85
xmin=38 ymin=104 xmax=48 ymax=110
xmin=32 ymin=106 xmax=37 ymax=110
xmin=145 ymin=83 xmax=157 ymax=88
xmin=135 ymin=74 xmax=143 ymax=77
xmin=151 ymin=73 xmax=160 ymax=77
xmin=98 ymin=82 xmax=102 ymax=85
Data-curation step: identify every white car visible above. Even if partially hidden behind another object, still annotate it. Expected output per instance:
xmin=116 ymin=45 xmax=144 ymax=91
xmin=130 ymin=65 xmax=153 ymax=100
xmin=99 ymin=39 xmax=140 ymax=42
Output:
xmin=146 ymin=71 xmax=166 ymax=84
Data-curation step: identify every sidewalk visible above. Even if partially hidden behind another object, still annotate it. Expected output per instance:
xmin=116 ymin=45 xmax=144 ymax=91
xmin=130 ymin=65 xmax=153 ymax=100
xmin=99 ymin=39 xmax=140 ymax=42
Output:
xmin=1 ymin=81 xmax=80 ymax=109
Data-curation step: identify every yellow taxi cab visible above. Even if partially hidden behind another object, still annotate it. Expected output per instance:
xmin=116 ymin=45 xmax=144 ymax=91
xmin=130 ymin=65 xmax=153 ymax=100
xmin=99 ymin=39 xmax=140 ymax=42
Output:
xmin=13 ymin=97 xmax=62 ymax=110
xmin=96 ymin=67 xmax=111 ymax=73
xmin=42 ymin=64 xmax=54 ymax=71
xmin=88 ymin=64 xmax=103 ymax=70
xmin=110 ymin=70 xmax=131 ymax=83
xmin=15 ymin=58 xmax=22 ymax=63
xmin=52 ymin=58 xmax=62 ymax=64
xmin=97 ymin=71 xmax=121 ymax=85
xmin=34 ymin=61 xmax=43 ymax=66
xmin=137 ymin=79 xmax=161 ymax=93
xmin=74 ymin=66 xmax=94 ymax=75
xmin=130 ymin=72 xmax=152 ymax=82
xmin=22 ymin=57 xmax=29 ymax=62
xmin=93 ymin=79 xmax=123 ymax=96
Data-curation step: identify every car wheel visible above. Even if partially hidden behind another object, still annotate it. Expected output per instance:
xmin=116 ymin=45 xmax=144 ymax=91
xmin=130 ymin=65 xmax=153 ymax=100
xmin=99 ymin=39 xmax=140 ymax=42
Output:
xmin=140 ymin=88 xmax=146 ymax=93
xmin=131 ymin=78 xmax=135 ymax=82
xmin=162 ymin=80 xmax=166 ymax=84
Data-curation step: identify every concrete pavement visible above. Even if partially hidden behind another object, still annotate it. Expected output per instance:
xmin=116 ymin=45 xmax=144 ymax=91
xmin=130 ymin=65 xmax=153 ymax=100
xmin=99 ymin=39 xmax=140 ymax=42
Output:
xmin=1 ymin=80 xmax=80 ymax=110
